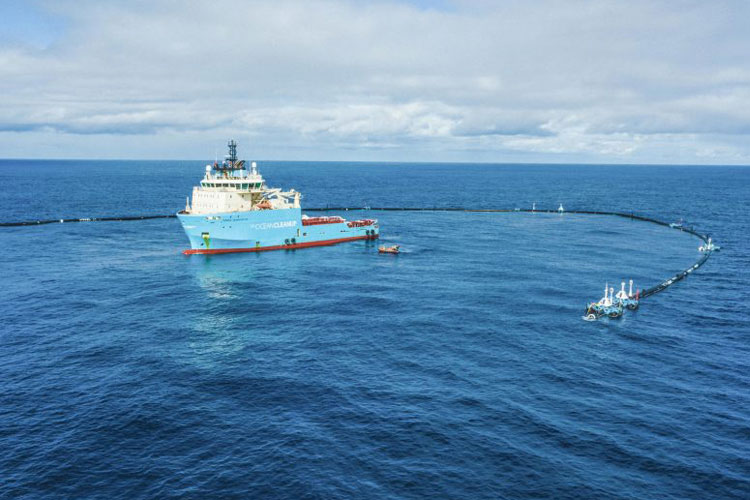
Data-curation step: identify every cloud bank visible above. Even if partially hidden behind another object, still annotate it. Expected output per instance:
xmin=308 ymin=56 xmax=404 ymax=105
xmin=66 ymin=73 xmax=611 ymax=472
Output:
xmin=1 ymin=0 xmax=749 ymax=163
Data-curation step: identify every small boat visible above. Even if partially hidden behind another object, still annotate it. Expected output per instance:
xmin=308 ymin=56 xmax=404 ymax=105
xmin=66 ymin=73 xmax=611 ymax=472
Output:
xmin=699 ymin=237 xmax=720 ymax=253
xmin=615 ymin=280 xmax=640 ymax=310
xmin=379 ymin=245 xmax=400 ymax=254
xmin=583 ymin=283 xmax=623 ymax=320
xmin=669 ymin=218 xmax=692 ymax=230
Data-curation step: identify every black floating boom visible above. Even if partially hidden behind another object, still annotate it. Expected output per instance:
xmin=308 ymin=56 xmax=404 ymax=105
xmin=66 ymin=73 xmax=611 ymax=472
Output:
xmin=0 ymin=206 xmax=714 ymax=302
xmin=0 ymin=214 xmax=176 ymax=227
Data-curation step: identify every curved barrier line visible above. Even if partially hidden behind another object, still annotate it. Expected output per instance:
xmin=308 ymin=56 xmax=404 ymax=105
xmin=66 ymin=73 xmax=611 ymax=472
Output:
xmin=0 ymin=206 xmax=713 ymax=301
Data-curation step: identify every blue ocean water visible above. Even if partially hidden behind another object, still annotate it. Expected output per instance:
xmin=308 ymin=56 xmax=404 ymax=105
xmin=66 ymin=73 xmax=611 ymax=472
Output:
xmin=1 ymin=160 xmax=749 ymax=499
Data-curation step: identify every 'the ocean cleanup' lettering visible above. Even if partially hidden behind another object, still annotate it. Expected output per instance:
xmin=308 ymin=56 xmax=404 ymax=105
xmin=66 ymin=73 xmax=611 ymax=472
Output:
xmin=249 ymin=220 xmax=297 ymax=230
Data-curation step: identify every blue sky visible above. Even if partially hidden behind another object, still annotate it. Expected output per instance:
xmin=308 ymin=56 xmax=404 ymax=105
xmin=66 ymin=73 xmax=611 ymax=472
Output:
xmin=0 ymin=1 xmax=63 ymax=48
xmin=1 ymin=0 xmax=749 ymax=163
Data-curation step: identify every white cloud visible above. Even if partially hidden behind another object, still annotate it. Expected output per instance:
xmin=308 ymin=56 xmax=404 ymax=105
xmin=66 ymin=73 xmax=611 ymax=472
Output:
xmin=0 ymin=0 xmax=749 ymax=163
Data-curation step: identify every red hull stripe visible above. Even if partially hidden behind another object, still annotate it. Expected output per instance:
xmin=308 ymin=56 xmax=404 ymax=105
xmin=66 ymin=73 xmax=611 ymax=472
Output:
xmin=183 ymin=234 xmax=378 ymax=255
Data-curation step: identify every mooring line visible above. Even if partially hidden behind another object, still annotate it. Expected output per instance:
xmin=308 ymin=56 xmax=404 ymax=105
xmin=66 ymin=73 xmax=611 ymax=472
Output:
xmin=1 ymin=206 xmax=714 ymax=300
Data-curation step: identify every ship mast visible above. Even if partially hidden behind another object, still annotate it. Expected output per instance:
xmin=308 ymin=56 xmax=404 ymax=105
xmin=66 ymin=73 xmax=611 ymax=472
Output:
xmin=227 ymin=139 xmax=238 ymax=168
xmin=216 ymin=139 xmax=245 ymax=174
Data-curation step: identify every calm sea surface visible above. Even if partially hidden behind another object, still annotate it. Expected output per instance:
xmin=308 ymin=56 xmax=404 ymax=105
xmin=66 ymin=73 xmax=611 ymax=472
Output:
xmin=1 ymin=160 xmax=749 ymax=499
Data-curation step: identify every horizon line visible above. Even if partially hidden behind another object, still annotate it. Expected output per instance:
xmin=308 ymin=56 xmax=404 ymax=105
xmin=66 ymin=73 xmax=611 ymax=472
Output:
xmin=0 ymin=157 xmax=749 ymax=168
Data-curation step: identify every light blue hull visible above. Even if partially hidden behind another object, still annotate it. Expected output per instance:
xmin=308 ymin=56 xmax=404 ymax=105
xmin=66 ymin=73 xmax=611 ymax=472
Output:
xmin=177 ymin=208 xmax=379 ymax=254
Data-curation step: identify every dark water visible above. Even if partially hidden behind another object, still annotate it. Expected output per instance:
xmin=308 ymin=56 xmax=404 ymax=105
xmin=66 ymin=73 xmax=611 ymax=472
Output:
xmin=1 ymin=160 xmax=748 ymax=499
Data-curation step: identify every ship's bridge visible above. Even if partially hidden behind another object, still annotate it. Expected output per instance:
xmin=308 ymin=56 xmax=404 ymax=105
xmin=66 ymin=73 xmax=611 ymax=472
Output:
xmin=200 ymin=166 xmax=265 ymax=192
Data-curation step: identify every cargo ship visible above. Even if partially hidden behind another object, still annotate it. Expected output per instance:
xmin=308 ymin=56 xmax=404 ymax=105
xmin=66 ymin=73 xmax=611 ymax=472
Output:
xmin=177 ymin=140 xmax=378 ymax=254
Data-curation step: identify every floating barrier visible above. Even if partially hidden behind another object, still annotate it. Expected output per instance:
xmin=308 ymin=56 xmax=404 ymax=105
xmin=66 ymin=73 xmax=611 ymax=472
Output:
xmin=1 ymin=206 xmax=716 ymax=311
xmin=0 ymin=214 xmax=176 ymax=227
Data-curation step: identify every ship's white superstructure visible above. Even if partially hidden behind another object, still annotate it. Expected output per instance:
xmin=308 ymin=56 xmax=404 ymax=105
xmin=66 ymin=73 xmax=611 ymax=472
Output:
xmin=184 ymin=144 xmax=300 ymax=215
